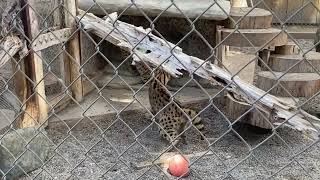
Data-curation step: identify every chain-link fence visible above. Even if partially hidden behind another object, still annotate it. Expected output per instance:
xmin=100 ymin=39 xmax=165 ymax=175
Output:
xmin=0 ymin=0 xmax=320 ymax=179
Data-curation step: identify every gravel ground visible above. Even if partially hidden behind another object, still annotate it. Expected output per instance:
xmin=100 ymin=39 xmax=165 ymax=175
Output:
xmin=15 ymin=39 xmax=320 ymax=180
xmin=18 ymin=101 xmax=320 ymax=180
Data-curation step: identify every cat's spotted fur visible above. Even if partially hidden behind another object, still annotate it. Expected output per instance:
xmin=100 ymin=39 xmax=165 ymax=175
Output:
xmin=135 ymin=60 xmax=205 ymax=147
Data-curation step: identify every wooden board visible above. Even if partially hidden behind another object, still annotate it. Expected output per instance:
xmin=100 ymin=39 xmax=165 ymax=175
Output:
xmin=64 ymin=0 xmax=83 ymax=102
xmin=221 ymin=28 xmax=287 ymax=47
xmin=228 ymin=7 xmax=273 ymax=29
xmin=20 ymin=0 xmax=48 ymax=128
xmin=268 ymin=51 xmax=320 ymax=73
xmin=79 ymin=0 xmax=230 ymax=20
xmin=256 ymin=71 xmax=320 ymax=98
xmin=32 ymin=28 xmax=72 ymax=52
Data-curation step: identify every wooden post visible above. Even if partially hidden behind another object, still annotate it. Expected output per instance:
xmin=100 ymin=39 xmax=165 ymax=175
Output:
xmin=215 ymin=26 xmax=225 ymax=67
xmin=19 ymin=0 xmax=48 ymax=128
xmin=258 ymin=49 xmax=271 ymax=71
xmin=64 ymin=0 xmax=83 ymax=102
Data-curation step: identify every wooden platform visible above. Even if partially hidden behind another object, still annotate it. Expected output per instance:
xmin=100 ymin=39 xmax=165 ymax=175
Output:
xmin=221 ymin=28 xmax=288 ymax=47
xmin=256 ymin=71 xmax=320 ymax=98
xmin=268 ymin=51 xmax=320 ymax=73
xmin=48 ymin=84 xmax=222 ymax=126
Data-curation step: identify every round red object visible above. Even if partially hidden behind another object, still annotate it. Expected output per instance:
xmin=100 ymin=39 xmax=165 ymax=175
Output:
xmin=168 ymin=154 xmax=189 ymax=177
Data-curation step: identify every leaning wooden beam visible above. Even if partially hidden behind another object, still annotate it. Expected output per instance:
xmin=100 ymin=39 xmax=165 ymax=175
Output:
xmin=20 ymin=0 xmax=48 ymax=128
xmin=77 ymin=11 xmax=320 ymax=139
xmin=64 ymin=0 xmax=83 ymax=102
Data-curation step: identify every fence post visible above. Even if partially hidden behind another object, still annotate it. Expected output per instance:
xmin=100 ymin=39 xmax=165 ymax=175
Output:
xmin=19 ymin=0 xmax=48 ymax=128
xmin=63 ymin=0 xmax=83 ymax=102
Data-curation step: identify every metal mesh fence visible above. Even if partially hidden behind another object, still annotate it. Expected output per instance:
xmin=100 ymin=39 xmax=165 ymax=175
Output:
xmin=0 ymin=0 xmax=320 ymax=179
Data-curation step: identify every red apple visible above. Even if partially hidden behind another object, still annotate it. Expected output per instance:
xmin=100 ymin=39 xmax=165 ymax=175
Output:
xmin=168 ymin=154 xmax=189 ymax=177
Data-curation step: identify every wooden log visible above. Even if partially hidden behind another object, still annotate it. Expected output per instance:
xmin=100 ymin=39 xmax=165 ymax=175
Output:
xmin=256 ymin=71 xmax=320 ymax=98
xmin=78 ymin=0 xmax=230 ymax=20
xmin=226 ymin=95 xmax=251 ymax=121
xmin=228 ymin=7 xmax=273 ymax=29
xmin=20 ymin=0 xmax=48 ymax=128
xmin=78 ymin=10 xmax=320 ymax=139
xmin=0 ymin=36 xmax=23 ymax=68
xmin=221 ymin=28 xmax=288 ymax=47
xmin=274 ymin=42 xmax=300 ymax=55
xmin=268 ymin=51 xmax=320 ymax=73
xmin=249 ymin=97 xmax=299 ymax=129
xmin=64 ymin=0 xmax=83 ymax=102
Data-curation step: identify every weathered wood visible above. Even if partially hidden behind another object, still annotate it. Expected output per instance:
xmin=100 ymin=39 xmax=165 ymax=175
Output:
xmin=226 ymin=94 xmax=251 ymax=121
xmin=258 ymin=49 xmax=271 ymax=71
xmin=64 ymin=0 xmax=83 ymax=102
xmin=256 ymin=71 xmax=320 ymax=98
xmin=215 ymin=26 xmax=225 ymax=66
xmin=231 ymin=0 xmax=248 ymax=7
xmin=32 ymin=28 xmax=72 ymax=52
xmin=0 ymin=36 xmax=23 ymax=68
xmin=78 ymin=0 xmax=230 ymax=20
xmin=268 ymin=51 xmax=320 ymax=73
xmin=20 ymin=0 xmax=48 ymax=128
xmin=48 ymin=93 xmax=71 ymax=114
xmin=82 ymin=70 xmax=104 ymax=97
xmin=53 ymin=0 xmax=62 ymax=27
xmin=228 ymin=7 xmax=273 ymax=29
xmin=274 ymin=42 xmax=300 ymax=55
xmin=250 ymin=97 xmax=299 ymax=129
xmin=78 ymin=10 xmax=320 ymax=139
xmin=221 ymin=28 xmax=288 ymax=47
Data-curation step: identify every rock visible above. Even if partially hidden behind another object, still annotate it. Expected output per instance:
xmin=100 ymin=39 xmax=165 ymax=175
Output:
xmin=0 ymin=109 xmax=15 ymax=132
xmin=0 ymin=127 xmax=50 ymax=179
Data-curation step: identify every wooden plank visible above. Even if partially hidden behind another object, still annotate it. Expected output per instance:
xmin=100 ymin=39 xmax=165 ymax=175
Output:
xmin=286 ymin=0 xmax=303 ymax=24
xmin=20 ymin=0 xmax=48 ymax=128
xmin=317 ymin=0 xmax=320 ymax=24
xmin=64 ymin=0 xmax=83 ymax=102
xmin=82 ymin=70 xmax=104 ymax=96
xmin=78 ymin=0 xmax=231 ymax=20
xmin=302 ymin=0 xmax=317 ymax=24
xmin=32 ymin=28 xmax=72 ymax=52
xmin=48 ymin=93 xmax=71 ymax=114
